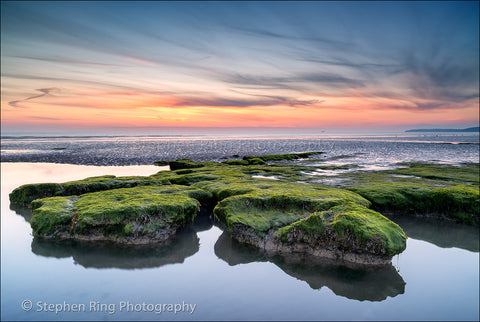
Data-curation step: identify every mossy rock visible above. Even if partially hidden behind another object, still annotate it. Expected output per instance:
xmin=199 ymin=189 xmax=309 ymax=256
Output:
xmin=275 ymin=202 xmax=407 ymax=257
xmin=389 ymin=162 xmax=479 ymax=185
xmin=168 ymin=159 xmax=217 ymax=170
xmin=341 ymin=165 xmax=480 ymax=224
xmin=153 ymin=160 xmax=169 ymax=166
xmin=212 ymin=180 xmax=371 ymax=234
xmin=243 ymin=151 xmax=324 ymax=163
xmin=221 ymin=159 xmax=250 ymax=166
xmin=9 ymin=183 xmax=64 ymax=205
xmin=30 ymin=185 xmax=205 ymax=243
xmin=9 ymin=175 xmax=166 ymax=206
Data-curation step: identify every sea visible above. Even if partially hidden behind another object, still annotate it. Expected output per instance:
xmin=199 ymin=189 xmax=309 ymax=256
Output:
xmin=1 ymin=131 xmax=479 ymax=321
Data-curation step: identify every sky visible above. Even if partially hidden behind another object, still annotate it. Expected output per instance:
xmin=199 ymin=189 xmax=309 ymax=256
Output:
xmin=1 ymin=1 xmax=479 ymax=134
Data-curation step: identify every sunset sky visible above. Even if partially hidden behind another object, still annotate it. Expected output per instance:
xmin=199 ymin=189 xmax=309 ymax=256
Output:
xmin=1 ymin=1 xmax=479 ymax=134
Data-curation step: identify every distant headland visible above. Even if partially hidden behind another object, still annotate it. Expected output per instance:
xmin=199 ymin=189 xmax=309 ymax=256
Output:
xmin=405 ymin=127 xmax=479 ymax=133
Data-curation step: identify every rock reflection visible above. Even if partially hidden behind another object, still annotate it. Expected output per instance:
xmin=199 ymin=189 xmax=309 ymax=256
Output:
xmin=214 ymin=230 xmax=406 ymax=302
xmin=31 ymin=228 xmax=199 ymax=269
xmin=10 ymin=203 xmax=33 ymax=222
xmin=13 ymin=202 xmax=202 ymax=269
xmin=387 ymin=215 xmax=479 ymax=252
xmin=192 ymin=208 xmax=214 ymax=232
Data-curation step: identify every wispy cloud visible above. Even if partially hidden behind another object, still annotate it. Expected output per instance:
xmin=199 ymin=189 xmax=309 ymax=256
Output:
xmin=225 ymin=25 xmax=352 ymax=50
xmin=221 ymin=72 xmax=364 ymax=91
xmin=8 ymin=88 xmax=60 ymax=108
xmin=11 ymin=55 xmax=126 ymax=67
xmin=173 ymin=95 xmax=320 ymax=109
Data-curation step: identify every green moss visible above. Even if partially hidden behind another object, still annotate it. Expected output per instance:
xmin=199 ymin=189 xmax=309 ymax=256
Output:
xmin=168 ymin=159 xmax=217 ymax=170
xmin=276 ymin=212 xmax=327 ymax=243
xmin=10 ymin=183 xmax=63 ymax=205
xmin=246 ymin=157 xmax=266 ymax=165
xmin=212 ymin=180 xmax=370 ymax=234
xmin=30 ymin=196 xmax=76 ymax=236
xmin=192 ymin=179 xmax=255 ymax=200
xmin=169 ymin=173 xmax=220 ymax=186
xmin=60 ymin=175 xmax=161 ymax=195
xmin=30 ymin=185 xmax=202 ymax=238
xmin=153 ymin=160 xmax=169 ymax=166
xmin=275 ymin=203 xmax=407 ymax=256
xmin=342 ymin=166 xmax=479 ymax=224
xmin=390 ymin=162 xmax=479 ymax=185
xmin=124 ymin=223 xmax=134 ymax=235
xmin=221 ymin=160 xmax=249 ymax=166
xmin=330 ymin=203 xmax=407 ymax=256
xmin=9 ymin=175 xmax=166 ymax=205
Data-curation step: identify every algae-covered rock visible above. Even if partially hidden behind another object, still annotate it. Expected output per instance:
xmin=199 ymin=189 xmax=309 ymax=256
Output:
xmin=204 ymin=177 xmax=406 ymax=264
xmin=168 ymin=158 xmax=216 ymax=170
xmin=212 ymin=180 xmax=371 ymax=234
xmin=275 ymin=203 xmax=407 ymax=261
xmin=214 ymin=192 xmax=406 ymax=264
xmin=338 ymin=163 xmax=480 ymax=225
xmin=30 ymin=185 xmax=205 ymax=244
xmin=9 ymin=175 xmax=165 ymax=206
xmin=9 ymin=183 xmax=64 ymax=206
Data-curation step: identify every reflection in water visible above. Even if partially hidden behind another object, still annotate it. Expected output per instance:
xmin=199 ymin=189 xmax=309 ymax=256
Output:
xmin=31 ymin=228 xmax=199 ymax=269
xmin=11 ymin=200 xmax=478 ymax=303
xmin=10 ymin=203 xmax=33 ymax=222
xmin=214 ymin=230 xmax=406 ymax=302
xmin=388 ymin=215 xmax=479 ymax=252
xmin=14 ymin=202 xmax=205 ymax=270
xmin=192 ymin=208 xmax=214 ymax=232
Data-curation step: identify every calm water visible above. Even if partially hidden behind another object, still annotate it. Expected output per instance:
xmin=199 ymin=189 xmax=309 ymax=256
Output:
xmin=1 ymin=135 xmax=479 ymax=321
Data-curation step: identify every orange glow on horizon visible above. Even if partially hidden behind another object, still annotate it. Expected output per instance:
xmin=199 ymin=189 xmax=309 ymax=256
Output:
xmin=1 ymin=83 xmax=478 ymax=130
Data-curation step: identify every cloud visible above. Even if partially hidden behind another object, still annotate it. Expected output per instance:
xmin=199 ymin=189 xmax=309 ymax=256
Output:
xmin=296 ymin=54 xmax=405 ymax=76
xmin=221 ymin=72 xmax=364 ymax=91
xmin=12 ymin=55 xmax=125 ymax=67
xmin=28 ymin=116 xmax=65 ymax=121
xmin=172 ymin=95 xmax=320 ymax=108
xmin=225 ymin=25 xmax=351 ymax=50
xmin=402 ymin=55 xmax=479 ymax=103
xmin=8 ymin=88 xmax=60 ymax=108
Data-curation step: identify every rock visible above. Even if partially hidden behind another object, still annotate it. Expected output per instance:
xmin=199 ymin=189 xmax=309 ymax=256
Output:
xmin=29 ymin=185 xmax=205 ymax=244
xmin=218 ymin=202 xmax=406 ymax=265
xmin=337 ymin=163 xmax=480 ymax=224
xmin=9 ymin=175 xmax=165 ymax=206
